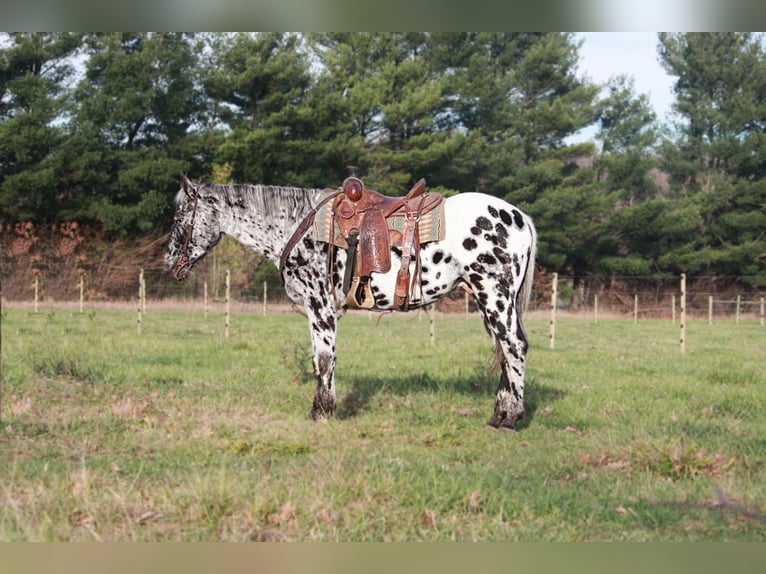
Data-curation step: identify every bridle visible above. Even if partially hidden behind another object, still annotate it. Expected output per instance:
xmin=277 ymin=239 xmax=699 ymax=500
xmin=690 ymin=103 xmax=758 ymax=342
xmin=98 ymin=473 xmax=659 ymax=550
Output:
xmin=172 ymin=177 xmax=201 ymax=281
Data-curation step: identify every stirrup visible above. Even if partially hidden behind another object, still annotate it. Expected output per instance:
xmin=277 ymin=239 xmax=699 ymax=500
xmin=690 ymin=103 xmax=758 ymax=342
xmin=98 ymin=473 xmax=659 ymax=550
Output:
xmin=344 ymin=277 xmax=375 ymax=309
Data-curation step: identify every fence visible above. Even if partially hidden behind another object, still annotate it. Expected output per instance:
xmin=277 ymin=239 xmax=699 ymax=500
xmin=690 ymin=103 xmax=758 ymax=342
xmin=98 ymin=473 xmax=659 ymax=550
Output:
xmin=8 ymin=268 xmax=765 ymax=322
xmin=545 ymin=273 xmax=765 ymax=352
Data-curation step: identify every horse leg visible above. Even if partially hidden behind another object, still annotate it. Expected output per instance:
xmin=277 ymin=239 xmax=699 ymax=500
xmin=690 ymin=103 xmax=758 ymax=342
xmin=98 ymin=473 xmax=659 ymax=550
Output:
xmin=304 ymin=289 xmax=339 ymax=421
xmin=473 ymin=278 xmax=529 ymax=430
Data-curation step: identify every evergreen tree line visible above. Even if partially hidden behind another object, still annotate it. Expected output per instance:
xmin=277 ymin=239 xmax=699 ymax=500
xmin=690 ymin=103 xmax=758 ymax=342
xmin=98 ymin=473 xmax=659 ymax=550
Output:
xmin=1 ymin=32 xmax=765 ymax=286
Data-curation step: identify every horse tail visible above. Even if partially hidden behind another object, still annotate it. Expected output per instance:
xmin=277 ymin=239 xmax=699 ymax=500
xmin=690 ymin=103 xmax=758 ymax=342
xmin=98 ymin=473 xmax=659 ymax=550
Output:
xmin=519 ymin=214 xmax=537 ymax=313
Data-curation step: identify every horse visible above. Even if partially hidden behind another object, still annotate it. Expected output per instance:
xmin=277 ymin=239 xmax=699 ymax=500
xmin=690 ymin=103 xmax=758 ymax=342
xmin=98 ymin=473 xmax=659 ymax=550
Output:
xmin=165 ymin=175 xmax=537 ymax=430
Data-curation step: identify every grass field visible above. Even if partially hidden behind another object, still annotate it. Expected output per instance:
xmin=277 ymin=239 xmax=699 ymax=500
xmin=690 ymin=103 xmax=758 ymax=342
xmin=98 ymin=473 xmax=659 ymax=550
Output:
xmin=1 ymin=306 xmax=765 ymax=541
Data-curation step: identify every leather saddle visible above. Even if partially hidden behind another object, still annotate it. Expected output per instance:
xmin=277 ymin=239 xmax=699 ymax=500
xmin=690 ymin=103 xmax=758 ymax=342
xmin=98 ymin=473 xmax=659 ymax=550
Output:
xmin=332 ymin=177 xmax=443 ymax=310
xmin=280 ymin=177 xmax=444 ymax=311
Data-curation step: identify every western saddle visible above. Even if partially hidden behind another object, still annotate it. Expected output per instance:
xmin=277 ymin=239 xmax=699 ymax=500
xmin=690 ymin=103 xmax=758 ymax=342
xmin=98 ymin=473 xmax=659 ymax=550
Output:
xmin=280 ymin=176 xmax=444 ymax=311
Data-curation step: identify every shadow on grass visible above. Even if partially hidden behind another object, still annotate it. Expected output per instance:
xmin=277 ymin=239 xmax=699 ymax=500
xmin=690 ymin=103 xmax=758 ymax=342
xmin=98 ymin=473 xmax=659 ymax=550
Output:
xmin=337 ymin=371 xmax=566 ymax=430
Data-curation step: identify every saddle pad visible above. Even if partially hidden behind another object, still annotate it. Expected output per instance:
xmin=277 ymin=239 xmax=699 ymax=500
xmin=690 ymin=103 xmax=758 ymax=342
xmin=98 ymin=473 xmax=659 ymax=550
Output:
xmin=312 ymin=190 xmax=447 ymax=249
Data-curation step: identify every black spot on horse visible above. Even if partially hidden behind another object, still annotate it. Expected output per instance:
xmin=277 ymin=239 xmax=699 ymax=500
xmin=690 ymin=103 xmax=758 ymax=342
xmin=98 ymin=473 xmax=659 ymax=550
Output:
xmin=432 ymin=250 xmax=444 ymax=264
xmin=477 ymin=253 xmax=497 ymax=266
xmin=488 ymin=205 xmax=499 ymax=218
xmin=499 ymin=209 xmax=513 ymax=226
xmin=512 ymin=209 xmax=525 ymax=229
xmin=443 ymin=255 xmax=452 ymax=264
xmin=308 ymin=295 xmax=322 ymax=314
xmin=471 ymin=227 xmax=481 ymax=236
xmin=463 ymin=238 xmax=478 ymax=251
xmin=493 ymin=247 xmax=511 ymax=265
xmin=475 ymin=216 xmax=493 ymax=231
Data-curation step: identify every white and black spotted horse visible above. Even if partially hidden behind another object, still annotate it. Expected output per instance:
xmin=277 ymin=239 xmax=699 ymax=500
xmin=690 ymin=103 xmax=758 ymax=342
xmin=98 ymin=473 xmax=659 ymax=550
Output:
xmin=165 ymin=176 xmax=537 ymax=430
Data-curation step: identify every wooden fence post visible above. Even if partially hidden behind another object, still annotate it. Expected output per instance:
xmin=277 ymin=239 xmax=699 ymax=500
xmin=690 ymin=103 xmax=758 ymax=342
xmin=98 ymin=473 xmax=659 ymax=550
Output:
xmin=672 ymin=295 xmax=676 ymax=325
xmin=204 ymin=281 xmax=208 ymax=319
xmin=464 ymin=288 xmax=470 ymax=316
xmin=594 ymin=294 xmax=598 ymax=324
xmin=225 ymin=270 xmax=231 ymax=339
xmin=428 ymin=304 xmax=436 ymax=347
xmin=79 ymin=274 xmax=85 ymax=313
xmin=736 ymin=294 xmax=741 ymax=325
xmin=680 ymin=274 xmax=686 ymax=353
xmin=262 ymin=281 xmax=268 ymax=316
xmin=34 ymin=274 xmax=39 ymax=313
xmin=761 ymin=297 xmax=764 ymax=327
xmin=550 ymin=272 xmax=558 ymax=350
xmin=140 ymin=270 xmax=146 ymax=314
xmin=708 ymin=296 xmax=713 ymax=325
xmin=137 ymin=270 xmax=143 ymax=335
xmin=633 ymin=294 xmax=638 ymax=324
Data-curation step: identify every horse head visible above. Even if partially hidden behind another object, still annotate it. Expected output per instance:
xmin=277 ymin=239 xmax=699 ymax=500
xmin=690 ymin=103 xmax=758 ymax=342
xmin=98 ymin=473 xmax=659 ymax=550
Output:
xmin=165 ymin=174 xmax=221 ymax=281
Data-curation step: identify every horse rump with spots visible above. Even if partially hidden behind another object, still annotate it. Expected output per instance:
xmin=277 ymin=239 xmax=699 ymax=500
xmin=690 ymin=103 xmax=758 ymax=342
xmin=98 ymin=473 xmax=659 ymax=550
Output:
xmin=166 ymin=175 xmax=537 ymax=430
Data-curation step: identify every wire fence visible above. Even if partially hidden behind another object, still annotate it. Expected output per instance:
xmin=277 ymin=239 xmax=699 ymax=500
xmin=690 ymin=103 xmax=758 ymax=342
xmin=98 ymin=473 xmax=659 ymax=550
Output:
xmin=5 ymin=266 xmax=765 ymax=324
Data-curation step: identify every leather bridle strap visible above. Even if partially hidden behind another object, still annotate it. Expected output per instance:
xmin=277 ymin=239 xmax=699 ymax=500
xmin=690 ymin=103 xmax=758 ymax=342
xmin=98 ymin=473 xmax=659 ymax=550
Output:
xmin=172 ymin=181 xmax=201 ymax=280
xmin=279 ymin=189 xmax=343 ymax=285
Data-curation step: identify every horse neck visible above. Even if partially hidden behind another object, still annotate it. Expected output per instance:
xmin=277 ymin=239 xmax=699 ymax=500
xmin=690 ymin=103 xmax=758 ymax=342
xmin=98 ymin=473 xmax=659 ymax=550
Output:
xmin=215 ymin=185 xmax=320 ymax=265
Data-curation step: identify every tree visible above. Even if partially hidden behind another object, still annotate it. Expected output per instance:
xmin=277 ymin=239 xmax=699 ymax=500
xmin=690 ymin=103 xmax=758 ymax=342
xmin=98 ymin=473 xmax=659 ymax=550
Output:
xmin=308 ymin=32 xmax=461 ymax=194
xmin=0 ymin=32 xmax=82 ymax=222
xmin=658 ymin=33 xmax=766 ymax=285
xmin=203 ymin=33 xmax=335 ymax=187
xmin=64 ymin=33 xmax=202 ymax=232
xmin=428 ymin=33 xmax=598 ymax=198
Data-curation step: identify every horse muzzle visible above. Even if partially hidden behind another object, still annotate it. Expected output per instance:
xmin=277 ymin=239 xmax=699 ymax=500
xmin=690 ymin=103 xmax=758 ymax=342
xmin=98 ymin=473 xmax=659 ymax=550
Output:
xmin=172 ymin=256 xmax=191 ymax=282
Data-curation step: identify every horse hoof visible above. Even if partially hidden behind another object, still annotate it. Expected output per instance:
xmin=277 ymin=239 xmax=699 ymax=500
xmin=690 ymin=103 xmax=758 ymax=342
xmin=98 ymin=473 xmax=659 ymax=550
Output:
xmin=487 ymin=411 xmax=523 ymax=431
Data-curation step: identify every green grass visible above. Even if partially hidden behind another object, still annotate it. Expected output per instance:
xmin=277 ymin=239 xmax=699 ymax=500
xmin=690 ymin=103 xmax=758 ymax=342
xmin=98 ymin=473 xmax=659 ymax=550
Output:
xmin=1 ymin=307 xmax=765 ymax=541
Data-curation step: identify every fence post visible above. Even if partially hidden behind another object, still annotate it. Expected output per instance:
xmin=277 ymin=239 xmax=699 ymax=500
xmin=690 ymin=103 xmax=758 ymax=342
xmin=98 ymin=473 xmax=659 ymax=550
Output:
xmin=708 ymin=296 xmax=713 ymax=326
xmin=633 ymin=294 xmax=638 ymax=324
xmin=736 ymin=294 xmax=741 ymax=325
xmin=225 ymin=270 xmax=231 ymax=339
xmin=137 ymin=270 xmax=143 ymax=335
xmin=204 ymin=281 xmax=208 ymax=319
xmin=550 ymin=272 xmax=558 ymax=350
xmin=680 ymin=274 xmax=686 ymax=353
xmin=672 ymin=295 xmax=676 ymax=325
xmin=464 ymin=288 xmax=470 ymax=316
xmin=428 ymin=304 xmax=436 ymax=347
xmin=34 ymin=274 xmax=39 ymax=313
xmin=79 ymin=274 xmax=85 ymax=313
xmin=262 ymin=281 xmax=268 ymax=316
xmin=140 ymin=269 xmax=146 ymax=314
xmin=761 ymin=297 xmax=764 ymax=327
xmin=594 ymin=294 xmax=598 ymax=324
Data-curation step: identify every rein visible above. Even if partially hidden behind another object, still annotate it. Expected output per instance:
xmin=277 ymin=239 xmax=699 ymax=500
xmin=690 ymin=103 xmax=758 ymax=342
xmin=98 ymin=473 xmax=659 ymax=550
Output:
xmin=172 ymin=181 xmax=201 ymax=281
xmin=278 ymin=189 xmax=342 ymax=284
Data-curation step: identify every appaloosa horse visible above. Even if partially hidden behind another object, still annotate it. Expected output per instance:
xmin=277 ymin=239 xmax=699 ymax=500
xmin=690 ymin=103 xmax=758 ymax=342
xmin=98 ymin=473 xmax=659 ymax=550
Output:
xmin=165 ymin=175 xmax=537 ymax=430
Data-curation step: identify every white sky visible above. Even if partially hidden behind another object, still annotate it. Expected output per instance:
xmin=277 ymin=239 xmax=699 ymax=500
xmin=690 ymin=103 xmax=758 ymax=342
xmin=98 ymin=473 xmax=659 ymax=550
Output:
xmin=571 ymin=32 xmax=677 ymax=143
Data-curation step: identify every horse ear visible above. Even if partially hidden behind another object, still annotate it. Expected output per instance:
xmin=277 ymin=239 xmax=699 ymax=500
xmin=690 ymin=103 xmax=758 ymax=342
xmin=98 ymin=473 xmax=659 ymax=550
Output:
xmin=180 ymin=173 xmax=194 ymax=199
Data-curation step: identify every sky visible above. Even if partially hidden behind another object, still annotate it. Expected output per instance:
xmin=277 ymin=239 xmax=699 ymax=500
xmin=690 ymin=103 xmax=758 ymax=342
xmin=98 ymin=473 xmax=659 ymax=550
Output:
xmin=570 ymin=32 xmax=676 ymax=143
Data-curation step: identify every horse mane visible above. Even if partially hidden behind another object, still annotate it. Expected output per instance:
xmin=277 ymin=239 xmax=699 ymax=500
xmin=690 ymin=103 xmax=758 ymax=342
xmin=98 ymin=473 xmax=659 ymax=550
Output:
xmin=200 ymin=182 xmax=324 ymax=216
